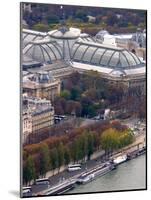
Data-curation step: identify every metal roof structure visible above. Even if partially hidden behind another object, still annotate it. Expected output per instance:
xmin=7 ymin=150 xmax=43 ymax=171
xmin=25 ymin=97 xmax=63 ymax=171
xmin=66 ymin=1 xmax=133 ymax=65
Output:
xmin=22 ymin=29 xmax=48 ymax=48
xmin=22 ymin=28 xmax=146 ymax=80
xmin=71 ymin=41 xmax=142 ymax=69
xmin=23 ymin=40 xmax=63 ymax=64
xmin=48 ymin=27 xmax=81 ymax=40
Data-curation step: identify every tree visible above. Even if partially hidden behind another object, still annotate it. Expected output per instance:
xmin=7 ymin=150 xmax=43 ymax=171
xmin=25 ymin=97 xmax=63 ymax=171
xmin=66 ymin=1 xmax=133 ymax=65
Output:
xmin=71 ymin=139 xmax=83 ymax=163
xmin=76 ymin=136 xmax=85 ymax=161
xmin=64 ymin=146 xmax=71 ymax=165
xmin=111 ymin=120 xmax=128 ymax=131
xmin=101 ymin=128 xmax=134 ymax=157
xmin=50 ymin=148 xmax=58 ymax=175
xmin=23 ymin=156 xmax=36 ymax=185
xmin=54 ymin=104 xmax=64 ymax=115
xmin=81 ymin=131 xmax=88 ymax=161
xmin=87 ymin=132 xmax=94 ymax=160
xmin=117 ymin=18 xmax=128 ymax=27
xmin=81 ymin=96 xmax=93 ymax=117
xmin=101 ymin=128 xmax=120 ymax=157
xmin=57 ymin=142 xmax=65 ymax=172
xmin=60 ymin=90 xmax=70 ymax=100
xmin=84 ymin=88 xmax=98 ymax=101
xmin=75 ymin=9 xmax=88 ymax=22
xmin=70 ymin=141 xmax=77 ymax=163
xmin=118 ymin=129 xmax=134 ymax=148
xmin=65 ymin=100 xmax=75 ymax=115
xmin=54 ymin=97 xmax=67 ymax=115
xmin=87 ymin=105 xmax=97 ymax=117
xmin=76 ymin=102 xmax=82 ymax=116
xmin=106 ymin=11 xmax=118 ymax=26
xmin=39 ymin=143 xmax=50 ymax=177
xmin=70 ymin=131 xmax=94 ymax=163
xmin=33 ymin=23 xmax=49 ymax=32
xmin=46 ymin=14 xmax=59 ymax=24
xmin=70 ymin=87 xmax=81 ymax=101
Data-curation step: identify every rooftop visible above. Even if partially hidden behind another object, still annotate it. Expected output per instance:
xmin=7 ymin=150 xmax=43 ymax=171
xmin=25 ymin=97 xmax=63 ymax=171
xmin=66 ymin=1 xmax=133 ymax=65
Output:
xmin=48 ymin=27 xmax=81 ymax=40
xmin=71 ymin=41 xmax=143 ymax=69
xmin=23 ymin=70 xmax=56 ymax=85
xmin=23 ymin=28 xmax=47 ymax=36
xmin=23 ymin=41 xmax=63 ymax=64
xmin=22 ymin=28 xmax=146 ymax=79
xmin=23 ymin=95 xmax=54 ymax=116
xmin=22 ymin=55 xmax=42 ymax=69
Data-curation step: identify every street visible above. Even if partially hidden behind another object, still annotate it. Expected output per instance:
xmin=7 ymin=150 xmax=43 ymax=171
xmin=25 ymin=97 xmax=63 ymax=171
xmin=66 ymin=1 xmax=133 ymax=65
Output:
xmin=24 ymin=117 xmax=146 ymax=197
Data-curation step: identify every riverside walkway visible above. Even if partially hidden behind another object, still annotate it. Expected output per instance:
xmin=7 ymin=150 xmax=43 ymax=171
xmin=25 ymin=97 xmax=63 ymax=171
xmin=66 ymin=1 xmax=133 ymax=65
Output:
xmin=28 ymin=131 xmax=145 ymax=196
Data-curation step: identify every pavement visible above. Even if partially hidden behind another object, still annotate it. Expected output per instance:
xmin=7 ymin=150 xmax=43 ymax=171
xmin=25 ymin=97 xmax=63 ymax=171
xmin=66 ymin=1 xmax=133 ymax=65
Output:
xmin=30 ymin=132 xmax=145 ymax=196
xmin=24 ymin=117 xmax=146 ymax=197
xmin=31 ymin=152 xmax=106 ymax=194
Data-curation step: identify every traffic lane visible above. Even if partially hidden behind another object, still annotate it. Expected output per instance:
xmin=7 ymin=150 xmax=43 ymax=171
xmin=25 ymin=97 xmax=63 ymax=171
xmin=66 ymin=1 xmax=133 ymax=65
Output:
xmin=30 ymin=130 xmax=146 ymax=195
xmin=22 ymin=191 xmax=32 ymax=197
xmin=31 ymin=156 xmax=106 ymax=194
xmin=31 ymin=184 xmax=50 ymax=194
xmin=30 ymin=134 xmax=146 ymax=196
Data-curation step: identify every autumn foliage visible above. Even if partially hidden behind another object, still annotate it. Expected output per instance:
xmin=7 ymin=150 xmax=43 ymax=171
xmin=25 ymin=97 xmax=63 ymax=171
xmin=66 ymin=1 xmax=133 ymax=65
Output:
xmin=23 ymin=120 xmax=134 ymax=184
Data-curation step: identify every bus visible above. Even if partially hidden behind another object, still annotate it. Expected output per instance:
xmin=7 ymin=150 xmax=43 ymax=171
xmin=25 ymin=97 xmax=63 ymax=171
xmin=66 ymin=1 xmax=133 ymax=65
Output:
xmin=35 ymin=178 xmax=50 ymax=185
xmin=68 ymin=164 xmax=82 ymax=172
xmin=22 ymin=186 xmax=32 ymax=194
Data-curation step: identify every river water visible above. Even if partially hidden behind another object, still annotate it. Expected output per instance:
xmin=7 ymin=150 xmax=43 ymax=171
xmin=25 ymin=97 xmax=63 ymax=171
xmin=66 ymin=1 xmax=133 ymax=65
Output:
xmin=67 ymin=154 xmax=146 ymax=194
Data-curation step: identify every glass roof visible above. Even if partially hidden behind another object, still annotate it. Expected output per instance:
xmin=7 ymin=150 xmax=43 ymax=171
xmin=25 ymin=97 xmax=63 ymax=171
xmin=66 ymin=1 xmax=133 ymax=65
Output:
xmin=22 ymin=29 xmax=48 ymax=48
xmin=71 ymin=41 xmax=142 ymax=69
xmin=22 ymin=29 xmax=144 ymax=70
xmin=23 ymin=41 xmax=63 ymax=64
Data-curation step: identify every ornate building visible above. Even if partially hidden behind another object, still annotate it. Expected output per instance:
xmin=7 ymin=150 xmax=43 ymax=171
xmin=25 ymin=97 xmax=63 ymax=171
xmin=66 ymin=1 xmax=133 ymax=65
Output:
xmin=22 ymin=95 xmax=54 ymax=144
xmin=71 ymin=40 xmax=146 ymax=94
xmin=22 ymin=109 xmax=32 ymax=144
xmin=23 ymin=71 xmax=61 ymax=101
xmin=22 ymin=27 xmax=146 ymax=95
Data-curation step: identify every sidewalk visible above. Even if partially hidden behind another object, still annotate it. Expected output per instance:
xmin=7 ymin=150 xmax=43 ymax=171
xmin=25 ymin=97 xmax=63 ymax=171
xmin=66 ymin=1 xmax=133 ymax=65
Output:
xmin=45 ymin=133 xmax=145 ymax=179
xmin=31 ymin=133 xmax=145 ymax=194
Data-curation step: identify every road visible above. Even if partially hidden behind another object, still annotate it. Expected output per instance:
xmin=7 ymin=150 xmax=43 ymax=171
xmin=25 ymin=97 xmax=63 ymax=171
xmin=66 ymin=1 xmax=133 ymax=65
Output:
xmin=23 ymin=117 xmax=146 ymax=197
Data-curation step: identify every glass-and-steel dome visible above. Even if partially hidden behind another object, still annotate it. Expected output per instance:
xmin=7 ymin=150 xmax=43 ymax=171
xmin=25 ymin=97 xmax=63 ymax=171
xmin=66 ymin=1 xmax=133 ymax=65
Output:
xmin=48 ymin=27 xmax=81 ymax=40
xmin=78 ymin=33 xmax=95 ymax=43
xmin=23 ymin=39 xmax=63 ymax=64
xmin=22 ymin=28 xmax=145 ymax=77
xmin=71 ymin=41 xmax=142 ymax=69
xmin=22 ymin=29 xmax=47 ymax=48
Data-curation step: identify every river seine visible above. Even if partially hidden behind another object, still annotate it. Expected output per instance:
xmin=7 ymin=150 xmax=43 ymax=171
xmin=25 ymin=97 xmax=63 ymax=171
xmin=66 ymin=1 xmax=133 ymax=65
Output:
xmin=67 ymin=154 xmax=146 ymax=194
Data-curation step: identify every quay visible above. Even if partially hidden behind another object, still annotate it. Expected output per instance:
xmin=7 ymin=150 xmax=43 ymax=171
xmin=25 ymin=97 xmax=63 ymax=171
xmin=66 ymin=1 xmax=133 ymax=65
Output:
xmin=76 ymin=163 xmax=116 ymax=184
xmin=43 ymin=179 xmax=76 ymax=195
xmin=32 ymin=146 xmax=146 ymax=196
xmin=38 ymin=163 xmax=116 ymax=195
